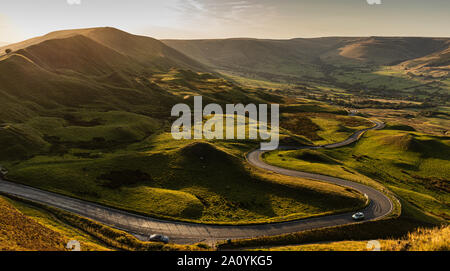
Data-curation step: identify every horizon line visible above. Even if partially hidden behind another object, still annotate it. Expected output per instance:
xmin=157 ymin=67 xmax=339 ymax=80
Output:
xmin=2 ymin=26 xmax=449 ymax=46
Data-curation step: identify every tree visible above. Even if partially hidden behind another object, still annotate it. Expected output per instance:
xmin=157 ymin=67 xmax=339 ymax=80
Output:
xmin=5 ymin=49 xmax=12 ymax=54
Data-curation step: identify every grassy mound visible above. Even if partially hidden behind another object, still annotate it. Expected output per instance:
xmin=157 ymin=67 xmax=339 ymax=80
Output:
xmin=379 ymin=133 xmax=416 ymax=151
xmin=364 ymin=131 xmax=450 ymax=160
xmin=280 ymin=112 xmax=373 ymax=145
xmin=0 ymin=111 xmax=162 ymax=162
xmin=33 ymin=111 xmax=161 ymax=144
xmin=0 ymin=124 xmax=48 ymax=160
xmin=179 ymin=142 xmax=232 ymax=163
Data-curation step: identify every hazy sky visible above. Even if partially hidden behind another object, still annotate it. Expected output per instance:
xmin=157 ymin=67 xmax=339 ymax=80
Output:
xmin=1 ymin=0 xmax=449 ymax=43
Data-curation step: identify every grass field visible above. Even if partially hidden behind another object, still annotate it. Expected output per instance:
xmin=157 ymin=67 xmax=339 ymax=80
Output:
xmin=5 ymin=133 xmax=366 ymax=224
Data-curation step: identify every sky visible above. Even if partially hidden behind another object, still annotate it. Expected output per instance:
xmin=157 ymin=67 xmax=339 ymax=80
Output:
xmin=1 ymin=0 xmax=449 ymax=43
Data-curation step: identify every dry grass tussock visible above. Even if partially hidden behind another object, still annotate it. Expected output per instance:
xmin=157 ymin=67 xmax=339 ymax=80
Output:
xmin=384 ymin=225 xmax=449 ymax=251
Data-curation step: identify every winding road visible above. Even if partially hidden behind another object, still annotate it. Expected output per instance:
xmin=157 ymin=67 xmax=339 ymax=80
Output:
xmin=0 ymin=119 xmax=392 ymax=244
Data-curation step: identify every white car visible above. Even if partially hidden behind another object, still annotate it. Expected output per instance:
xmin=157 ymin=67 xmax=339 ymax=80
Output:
xmin=148 ymin=234 xmax=170 ymax=244
xmin=352 ymin=212 xmax=365 ymax=221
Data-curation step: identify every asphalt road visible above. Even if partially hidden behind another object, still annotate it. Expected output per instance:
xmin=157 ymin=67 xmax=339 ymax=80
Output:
xmin=0 ymin=119 xmax=392 ymax=244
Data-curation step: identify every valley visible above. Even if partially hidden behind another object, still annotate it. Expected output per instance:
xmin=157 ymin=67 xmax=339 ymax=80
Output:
xmin=0 ymin=27 xmax=448 ymax=251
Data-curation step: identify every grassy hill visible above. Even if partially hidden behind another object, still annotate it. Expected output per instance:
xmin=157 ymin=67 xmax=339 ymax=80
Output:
xmin=0 ymin=27 xmax=208 ymax=72
xmin=280 ymin=112 xmax=373 ymax=145
xmin=394 ymin=41 xmax=450 ymax=78
xmin=0 ymin=196 xmax=67 ymax=251
xmin=334 ymin=37 xmax=448 ymax=65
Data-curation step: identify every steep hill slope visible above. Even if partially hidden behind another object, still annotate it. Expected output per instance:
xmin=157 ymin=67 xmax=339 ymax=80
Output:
xmin=0 ymin=27 xmax=260 ymax=124
xmin=0 ymin=197 xmax=67 ymax=251
xmin=0 ymin=52 xmax=177 ymax=113
xmin=394 ymin=41 xmax=450 ymax=77
xmin=335 ymin=37 xmax=448 ymax=65
xmin=15 ymin=35 xmax=138 ymax=75
xmin=0 ymin=27 xmax=208 ymax=73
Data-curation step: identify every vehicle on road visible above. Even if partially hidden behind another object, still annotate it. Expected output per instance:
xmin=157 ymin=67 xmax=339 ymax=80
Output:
xmin=0 ymin=166 xmax=8 ymax=178
xmin=148 ymin=234 xmax=170 ymax=244
xmin=352 ymin=212 xmax=365 ymax=221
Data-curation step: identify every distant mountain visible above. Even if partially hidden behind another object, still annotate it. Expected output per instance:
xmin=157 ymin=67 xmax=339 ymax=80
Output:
xmin=334 ymin=37 xmax=449 ymax=65
xmin=163 ymin=37 xmax=353 ymax=79
xmin=164 ymin=37 xmax=450 ymax=80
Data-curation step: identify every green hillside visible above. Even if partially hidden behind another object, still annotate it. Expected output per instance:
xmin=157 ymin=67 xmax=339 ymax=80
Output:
xmin=264 ymin=129 xmax=450 ymax=221
xmin=6 ymin=137 xmax=366 ymax=224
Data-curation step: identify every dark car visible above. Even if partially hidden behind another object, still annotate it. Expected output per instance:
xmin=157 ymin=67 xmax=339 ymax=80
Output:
xmin=148 ymin=234 xmax=170 ymax=244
